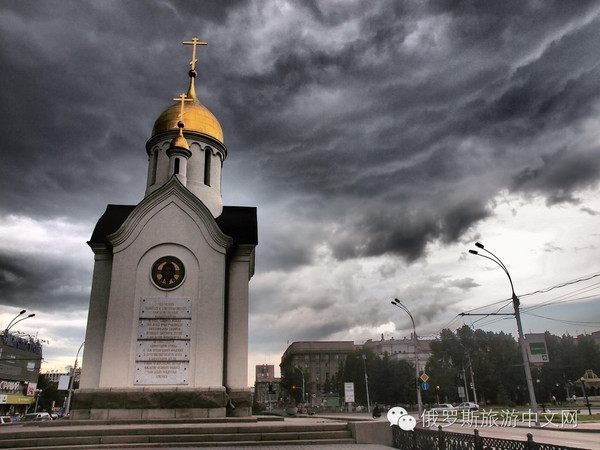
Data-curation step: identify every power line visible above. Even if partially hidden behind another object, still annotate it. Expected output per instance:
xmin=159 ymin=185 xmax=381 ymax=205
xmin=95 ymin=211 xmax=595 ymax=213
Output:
xmin=461 ymin=271 xmax=600 ymax=315
xmin=523 ymin=311 xmax=600 ymax=327
xmin=519 ymin=272 xmax=600 ymax=298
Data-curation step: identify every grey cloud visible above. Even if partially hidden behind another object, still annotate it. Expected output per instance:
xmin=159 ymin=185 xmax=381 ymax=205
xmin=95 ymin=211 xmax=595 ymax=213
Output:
xmin=0 ymin=252 xmax=91 ymax=312
xmin=512 ymin=148 xmax=600 ymax=205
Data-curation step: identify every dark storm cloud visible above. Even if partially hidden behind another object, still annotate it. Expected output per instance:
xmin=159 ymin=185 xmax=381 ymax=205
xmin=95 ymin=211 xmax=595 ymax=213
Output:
xmin=210 ymin=1 xmax=600 ymax=270
xmin=512 ymin=148 xmax=600 ymax=205
xmin=0 ymin=251 xmax=90 ymax=312
xmin=2 ymin=0 xmax=600 ymax=312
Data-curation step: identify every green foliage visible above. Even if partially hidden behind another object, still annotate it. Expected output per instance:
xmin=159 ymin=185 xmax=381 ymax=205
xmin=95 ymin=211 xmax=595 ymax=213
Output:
xmin=335 ymin=348 xmax=416 ymax=406
xmin=36 ymin=374 xmax=68 ymax=413
xmin=425 ymin=326 xmax=600 ymax=407
xmin=279 ymin=364 xmax=306 ymax=404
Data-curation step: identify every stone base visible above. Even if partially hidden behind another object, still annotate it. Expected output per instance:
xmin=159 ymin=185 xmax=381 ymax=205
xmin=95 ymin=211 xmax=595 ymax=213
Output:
xmin=226 ymin=389 xmax=252 ymax=417
xmin=71 ymin=387 xmax=251 ymax=420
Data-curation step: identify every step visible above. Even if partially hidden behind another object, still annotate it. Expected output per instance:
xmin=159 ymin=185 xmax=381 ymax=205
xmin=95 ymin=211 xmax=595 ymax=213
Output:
xmin=0 ymin=420 xmax=355 ymax=449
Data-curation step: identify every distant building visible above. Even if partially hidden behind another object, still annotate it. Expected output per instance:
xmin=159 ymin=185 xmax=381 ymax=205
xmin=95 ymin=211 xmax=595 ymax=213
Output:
xmin=362 ymin=334 xmax=432 ymax=373
xmin=279 ymin=336 xmax=434 ymax=407
xmin=254 ymin=364 xmax=279 ymax=406
xmin=280 ymin=341 xmax=356 ymax=406
xmin=43 ymin=369 xmax=81 ymax=386
xmin=0 ymin=332 xmax=43 ymax=415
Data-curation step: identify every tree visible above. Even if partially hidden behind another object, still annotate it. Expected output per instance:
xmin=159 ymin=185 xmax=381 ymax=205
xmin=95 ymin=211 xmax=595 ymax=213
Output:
xmin=336 ymin=348 xmax=414 ymax=407
xmin=425 ymin=326 xmax=600 ymax=408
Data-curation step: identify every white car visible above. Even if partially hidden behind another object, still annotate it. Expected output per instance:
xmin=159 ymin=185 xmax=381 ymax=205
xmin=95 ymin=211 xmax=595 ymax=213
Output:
xmin=430 ymin=403 xmax=456 ymax=413
xmin=20 ymin=412 xmax=52 ymax=422
xmin=456 ymin=402 xmax=479 ymax=411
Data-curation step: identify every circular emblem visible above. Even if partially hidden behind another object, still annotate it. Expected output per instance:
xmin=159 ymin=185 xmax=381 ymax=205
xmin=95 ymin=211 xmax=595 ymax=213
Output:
xmin=151 ymin=256 xmax=185 ymax=290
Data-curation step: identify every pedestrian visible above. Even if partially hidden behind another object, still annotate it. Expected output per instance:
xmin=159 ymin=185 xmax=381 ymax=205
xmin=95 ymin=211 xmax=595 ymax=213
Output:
xmin=372 ymin=403 xmax=381 ymax=418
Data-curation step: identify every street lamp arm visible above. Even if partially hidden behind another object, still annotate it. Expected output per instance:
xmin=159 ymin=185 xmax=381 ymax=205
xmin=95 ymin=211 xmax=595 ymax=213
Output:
xmin=469 ymin=251 xmax=516 ymax=298
xmin=5 ymin=314 xmax=35 ymax=333
xmin=4 ymin=310 xmax=27 ymax=334
xmin=392 ymin=299 xmax=416 ymax=333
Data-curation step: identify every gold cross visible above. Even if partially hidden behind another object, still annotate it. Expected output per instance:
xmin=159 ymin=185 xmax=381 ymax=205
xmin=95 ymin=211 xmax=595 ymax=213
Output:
xmin=183 ymin=36 xmax=207 ymax=71
xmin=173 ymin=93 xmax=193 ymax=121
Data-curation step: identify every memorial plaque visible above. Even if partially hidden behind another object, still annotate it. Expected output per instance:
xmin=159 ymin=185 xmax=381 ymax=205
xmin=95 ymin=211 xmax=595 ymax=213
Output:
xmin=137 ymin=340 xmax=189 ymax=361
xmin=138 ymin=319 xmax=191 ymax=339
xmin=135 ymin=362 xmax=189 ymax=385
xmin=140 ymin=298 xmax=191 ymax=318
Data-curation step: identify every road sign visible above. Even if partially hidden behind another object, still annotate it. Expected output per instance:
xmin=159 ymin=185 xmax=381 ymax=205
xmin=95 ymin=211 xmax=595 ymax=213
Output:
xmin=344 ymin=382 xmax=355 ymax=403
xmin=421 ymin=382 xmax=429 ymax=391
xmin=420 ymin=374 xmax=429 ymax=382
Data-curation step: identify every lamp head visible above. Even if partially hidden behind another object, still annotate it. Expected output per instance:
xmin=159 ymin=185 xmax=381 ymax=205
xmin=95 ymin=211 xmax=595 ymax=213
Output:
xmin=19 ymin=309 xmax=26 ymax=315
xmin=468 ymin=250 xmax=478 ymax=255
xmin=475 ymin=242 xmax=484 ymax=249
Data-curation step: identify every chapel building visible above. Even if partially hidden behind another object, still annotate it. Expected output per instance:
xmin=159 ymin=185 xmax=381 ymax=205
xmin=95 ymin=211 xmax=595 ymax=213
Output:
xmin=73 ymin=38 xmax=257 ymax=419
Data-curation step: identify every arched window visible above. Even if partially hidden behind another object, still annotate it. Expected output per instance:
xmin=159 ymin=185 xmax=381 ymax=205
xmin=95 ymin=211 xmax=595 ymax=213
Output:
xmin=149 ymin=149 xmax=158 ymax=185
xmin=204 ymin=147 xmax=211 ymax=186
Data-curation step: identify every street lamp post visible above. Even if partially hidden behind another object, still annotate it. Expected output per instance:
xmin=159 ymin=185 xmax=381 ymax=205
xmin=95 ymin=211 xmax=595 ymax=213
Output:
xmin=362 ymin=354 xmax=371 ymax=413
xmin=459 ymin=343 xmax=479 ymax=406
xmin=34 ymin=389 xmax=42 ymax=412
xmin=469 ymin=242 xmax=539 ymax=425
xmin=391 ymin=299 xmax=423 ymax=417
xmin=466 ymin=352 xmax=478 ymax=406
xmin=580 ymin=378 xmax=592 ymax=415
xmin=293 ymin=365 xmax=305 ymax=405
xmin=65 ymin=341 xmax=85 ymax=417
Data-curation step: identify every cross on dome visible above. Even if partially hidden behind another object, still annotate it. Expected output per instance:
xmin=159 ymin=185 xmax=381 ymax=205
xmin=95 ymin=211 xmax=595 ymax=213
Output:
xmin=183 ymin=37 xmax=207 ymax=71
xmin=173 ymin=93 xmax=192 ymax=124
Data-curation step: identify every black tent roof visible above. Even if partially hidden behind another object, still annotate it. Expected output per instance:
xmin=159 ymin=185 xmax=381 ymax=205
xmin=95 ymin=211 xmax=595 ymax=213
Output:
xmin=89 ymin=204 xmax=257 ymax=246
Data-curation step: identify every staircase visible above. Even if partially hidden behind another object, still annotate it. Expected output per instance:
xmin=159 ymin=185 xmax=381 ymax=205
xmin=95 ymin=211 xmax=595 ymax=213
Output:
xmin=0 ymin=417 xmax=356 ymax=448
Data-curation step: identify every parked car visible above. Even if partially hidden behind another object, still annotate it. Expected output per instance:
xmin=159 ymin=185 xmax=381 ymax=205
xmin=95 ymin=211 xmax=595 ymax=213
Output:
xmin=0 ymin=416 xmax=12 ymax=424
xmin=456 ymin=402 xmax=479 ymax=411
xmin=20 ymin=412 xmax=52 ymax=422
xmin=430 ymin=403 xmax=456 ymax=413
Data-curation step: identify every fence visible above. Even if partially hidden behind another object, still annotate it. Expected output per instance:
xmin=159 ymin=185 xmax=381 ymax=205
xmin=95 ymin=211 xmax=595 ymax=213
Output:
xmin=392 ymin=425 xmax=586 ymax=450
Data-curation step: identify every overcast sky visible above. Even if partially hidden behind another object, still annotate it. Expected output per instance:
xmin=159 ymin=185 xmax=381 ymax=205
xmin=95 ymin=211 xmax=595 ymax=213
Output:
xmin=2 ymin=0 xmax=600 ymax=384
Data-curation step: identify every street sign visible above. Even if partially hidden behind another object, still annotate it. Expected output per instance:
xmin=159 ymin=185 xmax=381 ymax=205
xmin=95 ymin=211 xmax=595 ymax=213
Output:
xmin=525 ymin=333 xmax=550 ymax=363
xmin=344 ymin=382 xmax=355 ymax=403
xmin=421 ymin=382 xmax=429 ymax=391
xmin=420 ymin=374 xmax=429 ymax=382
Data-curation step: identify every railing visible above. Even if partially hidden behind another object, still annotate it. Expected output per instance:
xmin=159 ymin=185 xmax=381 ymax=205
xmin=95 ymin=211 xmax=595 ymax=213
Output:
xmin=392 ymin=425 xmax=586 ymax=450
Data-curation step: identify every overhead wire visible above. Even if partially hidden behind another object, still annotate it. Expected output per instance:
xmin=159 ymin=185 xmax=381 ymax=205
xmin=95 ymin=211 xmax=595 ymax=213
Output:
xmin=448 ymin=270 xmax=600 ymax=336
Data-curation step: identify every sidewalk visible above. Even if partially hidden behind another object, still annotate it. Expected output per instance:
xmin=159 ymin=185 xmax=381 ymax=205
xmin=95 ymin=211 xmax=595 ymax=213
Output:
xmin=302 ymin=410 xmax=600 ymax=431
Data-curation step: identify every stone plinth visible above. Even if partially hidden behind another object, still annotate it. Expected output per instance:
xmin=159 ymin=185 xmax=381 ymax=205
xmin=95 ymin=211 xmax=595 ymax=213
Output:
xmin=71 ymin=387 xmax=229 ymax=420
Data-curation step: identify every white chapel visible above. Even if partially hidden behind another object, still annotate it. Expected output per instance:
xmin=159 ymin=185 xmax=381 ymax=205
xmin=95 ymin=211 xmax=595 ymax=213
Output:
xmin=73 ymin=38 xmax=257 ymax=419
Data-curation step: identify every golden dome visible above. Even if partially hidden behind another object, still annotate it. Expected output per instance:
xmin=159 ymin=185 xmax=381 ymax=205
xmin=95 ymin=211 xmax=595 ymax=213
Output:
xmin=152 ymin=73 xmax=224 ymax=143
xmin=170 ymin=122 xmax=190 ymax=149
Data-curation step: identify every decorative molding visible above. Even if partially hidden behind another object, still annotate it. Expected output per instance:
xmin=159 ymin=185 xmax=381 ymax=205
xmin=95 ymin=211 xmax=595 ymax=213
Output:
xmin=108 ymin=177 xmax=232 ymax=252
